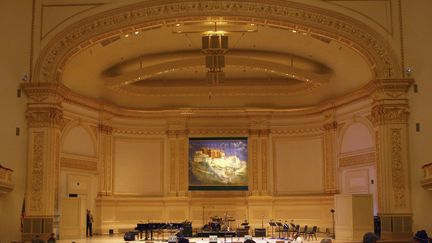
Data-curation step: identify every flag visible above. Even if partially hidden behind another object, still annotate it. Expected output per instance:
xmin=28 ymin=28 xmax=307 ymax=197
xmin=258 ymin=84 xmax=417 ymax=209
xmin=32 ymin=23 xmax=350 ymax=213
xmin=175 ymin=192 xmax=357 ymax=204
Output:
xmin=21 ymin=196 xmax=25 ymax=232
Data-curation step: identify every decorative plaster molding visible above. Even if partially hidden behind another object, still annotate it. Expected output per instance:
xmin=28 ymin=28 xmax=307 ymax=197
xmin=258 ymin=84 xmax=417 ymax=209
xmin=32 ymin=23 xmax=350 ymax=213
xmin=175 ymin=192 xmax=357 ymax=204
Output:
xmin=0 ymin=165 xmax=14 ymax=195
xmin=61 ymin=157 xmax=98 ymax=171
xmin=113 ymin=128 xmax=165 ymax=136
xmin=272 ymin=127 xmax=323 ymax=136
xmin=323 ymin=121 xmax=338 ymax=131
xmin=33 ymin=0 xmax=401 ymax=85
xmin=188 ymin=129 xmax=248 ymax=136
xmin=339 ymin=151 xmax=375 ymax=167
xmin=371 ymin=104 xmax=409 ymax=125
xmin=421 ymin=162 xmax=432 ymax=190
xmin=26 ymin=107 xmax=64 ymax=128
xmin=30 ymin=132 xmax=45 ymax=211
xmin=98 ymin=124 xmax=113 ymax=134
xmin=390 ymin=128 xmax=406 ymax=209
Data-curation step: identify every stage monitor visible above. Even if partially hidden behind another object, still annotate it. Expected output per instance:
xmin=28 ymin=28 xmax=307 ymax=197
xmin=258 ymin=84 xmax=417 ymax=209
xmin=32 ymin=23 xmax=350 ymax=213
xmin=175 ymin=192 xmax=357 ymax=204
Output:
xmin=188 ymin=137 xmax=248 ymax=191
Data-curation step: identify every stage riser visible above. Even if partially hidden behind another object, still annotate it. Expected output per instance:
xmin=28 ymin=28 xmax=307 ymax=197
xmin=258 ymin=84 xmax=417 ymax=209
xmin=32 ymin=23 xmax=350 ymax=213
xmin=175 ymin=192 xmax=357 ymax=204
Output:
xmin=94 ymin=196 xmax=334 ymax=236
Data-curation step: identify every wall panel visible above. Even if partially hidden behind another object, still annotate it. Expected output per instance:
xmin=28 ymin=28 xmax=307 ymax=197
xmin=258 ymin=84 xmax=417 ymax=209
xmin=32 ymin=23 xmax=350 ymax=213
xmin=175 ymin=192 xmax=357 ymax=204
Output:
xmin=113 ymin=138 xmax=164 ymax=195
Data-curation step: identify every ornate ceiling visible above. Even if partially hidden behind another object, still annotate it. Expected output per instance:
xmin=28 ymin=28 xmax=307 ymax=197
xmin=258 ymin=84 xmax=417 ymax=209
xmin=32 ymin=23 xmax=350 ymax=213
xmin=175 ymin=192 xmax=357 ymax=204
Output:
xmin=33 ymin=0 xmax=402 ymax=109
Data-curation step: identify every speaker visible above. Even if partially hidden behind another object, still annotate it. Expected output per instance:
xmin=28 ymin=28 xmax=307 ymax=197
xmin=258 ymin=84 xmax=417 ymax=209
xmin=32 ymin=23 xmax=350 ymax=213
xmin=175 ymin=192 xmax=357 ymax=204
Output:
xmin=254 ymin=228 xmax=266 ymax=237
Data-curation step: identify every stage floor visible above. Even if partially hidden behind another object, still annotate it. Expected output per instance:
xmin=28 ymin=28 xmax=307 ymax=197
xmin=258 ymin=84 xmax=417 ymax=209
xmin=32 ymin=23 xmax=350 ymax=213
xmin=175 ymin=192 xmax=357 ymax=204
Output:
xmin=55 ymin=235 xmax=411 ymax=243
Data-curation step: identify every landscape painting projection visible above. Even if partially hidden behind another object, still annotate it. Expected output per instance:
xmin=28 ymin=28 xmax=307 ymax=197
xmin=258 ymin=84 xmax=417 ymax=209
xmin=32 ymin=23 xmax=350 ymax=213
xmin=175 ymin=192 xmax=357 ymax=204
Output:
xmin=189 ymin=138 xmax=248 ymax=190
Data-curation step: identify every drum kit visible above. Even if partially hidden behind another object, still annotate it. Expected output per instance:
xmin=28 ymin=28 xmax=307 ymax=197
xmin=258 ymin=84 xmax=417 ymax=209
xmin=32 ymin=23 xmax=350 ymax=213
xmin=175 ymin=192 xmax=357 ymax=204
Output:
xmin=203 ymin=214 xmax=235 ymax=232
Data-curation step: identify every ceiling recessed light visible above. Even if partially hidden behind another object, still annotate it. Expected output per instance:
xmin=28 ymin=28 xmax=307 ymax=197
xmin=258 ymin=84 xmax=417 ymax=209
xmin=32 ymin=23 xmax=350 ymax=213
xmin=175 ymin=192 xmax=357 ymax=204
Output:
xmin=134 ymin=31 xmax=139 ymax=35
xmin=175 ymin=23 xmax=181 ymax=27
xmin=292 ymin=30 xmax=297 ymax=33
xmin=124 ymin=34 xmax=129 ymax=37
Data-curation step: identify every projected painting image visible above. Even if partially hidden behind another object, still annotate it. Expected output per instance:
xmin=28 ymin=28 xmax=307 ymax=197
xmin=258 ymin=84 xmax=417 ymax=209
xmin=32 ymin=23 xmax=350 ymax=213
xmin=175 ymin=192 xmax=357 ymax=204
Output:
xmin=189 ymin=138 xmax=248 ymax=190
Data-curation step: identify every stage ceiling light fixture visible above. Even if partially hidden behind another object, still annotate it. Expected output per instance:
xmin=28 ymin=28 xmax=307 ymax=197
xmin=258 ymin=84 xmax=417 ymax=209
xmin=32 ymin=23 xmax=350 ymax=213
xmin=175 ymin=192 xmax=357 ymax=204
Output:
xmin=172 ymin=20 xmax=258 ymax=85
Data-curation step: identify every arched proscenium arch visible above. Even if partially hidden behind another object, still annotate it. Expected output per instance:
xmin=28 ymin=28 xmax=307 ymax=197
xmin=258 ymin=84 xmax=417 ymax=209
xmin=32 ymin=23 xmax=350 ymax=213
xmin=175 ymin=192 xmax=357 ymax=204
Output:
xmin=33 ymin=0 xmax=401 ymax=83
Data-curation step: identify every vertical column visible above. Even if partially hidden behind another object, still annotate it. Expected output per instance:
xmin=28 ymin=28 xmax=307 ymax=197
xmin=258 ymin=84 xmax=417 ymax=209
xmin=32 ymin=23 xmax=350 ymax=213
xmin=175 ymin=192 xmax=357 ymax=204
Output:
xmin=24 ymin=84 xmax=64 ymax=220
xmin=249 ymin=116 xmax=271 ymax=196
xmin=249 ymin=130 xmax=260 ymax=196
xmin=167 ymin=118 xmax=188 ymax=197
xmin=371 ymin=79 xmax=413 ymax=238
xmin=98 ymin=120 xmax=113 ymax=196
xmin=323 ymin=121 xmax=338 ymax=194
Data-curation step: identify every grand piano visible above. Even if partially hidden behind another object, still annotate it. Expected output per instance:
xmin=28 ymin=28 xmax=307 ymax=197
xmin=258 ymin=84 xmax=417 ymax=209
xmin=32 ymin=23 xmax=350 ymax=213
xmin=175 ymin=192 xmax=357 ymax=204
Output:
xmin=135 ymin=221 xmax=192 ymax=240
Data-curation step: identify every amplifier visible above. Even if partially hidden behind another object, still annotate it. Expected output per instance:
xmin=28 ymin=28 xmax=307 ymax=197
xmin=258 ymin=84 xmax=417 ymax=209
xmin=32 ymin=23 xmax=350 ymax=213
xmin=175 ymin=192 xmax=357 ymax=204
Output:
xmin=237 ymin=228 xmax=249 ymax=237
xmin=254 ymin=228 xmax=266 ymax=237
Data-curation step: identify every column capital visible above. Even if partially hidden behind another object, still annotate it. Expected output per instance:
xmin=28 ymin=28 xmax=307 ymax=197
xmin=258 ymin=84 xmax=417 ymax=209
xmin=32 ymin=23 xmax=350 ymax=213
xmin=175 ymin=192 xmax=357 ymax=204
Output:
xmin=98 ymin=124 xmax=113 ymax=135
xmin=371 ymin=104 xmax=409 ymax=125
xmin=22 ymin=82 xmax=67 ymax=104
xmin=26 ymin=106 xmax=64 ymax=128
xmin=248 ymin=129 xmax=271 ymax=137
xmin=372 ymin=78 xmax=414 ymax=93
xmin=323 ymin=121 xmax=338 ymax=131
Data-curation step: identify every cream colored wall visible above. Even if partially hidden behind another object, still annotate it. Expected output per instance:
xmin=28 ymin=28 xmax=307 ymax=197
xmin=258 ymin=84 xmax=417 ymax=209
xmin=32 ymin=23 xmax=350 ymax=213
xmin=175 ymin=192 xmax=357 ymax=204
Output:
xmin=403 ymin=0 xmax=432 ymax=233
xmin=273 ymin=136 xmax=324 ymax=194
xmin=113 ymin=138 xmax=164 ymax=196
xmin=0 ymin=1 xmax=31 ymax=242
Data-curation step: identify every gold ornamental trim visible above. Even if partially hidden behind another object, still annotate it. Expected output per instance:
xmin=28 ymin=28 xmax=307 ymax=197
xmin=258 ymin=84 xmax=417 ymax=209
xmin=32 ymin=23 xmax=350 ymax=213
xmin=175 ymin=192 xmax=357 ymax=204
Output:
xmin=33 ymin=0 xmax=401 ymax=84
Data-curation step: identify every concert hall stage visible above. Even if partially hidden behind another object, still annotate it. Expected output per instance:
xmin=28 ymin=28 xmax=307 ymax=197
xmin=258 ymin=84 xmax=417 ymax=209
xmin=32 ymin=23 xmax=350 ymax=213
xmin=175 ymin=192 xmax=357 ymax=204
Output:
xmin=54 ymin=235 xmax=411 ymax=243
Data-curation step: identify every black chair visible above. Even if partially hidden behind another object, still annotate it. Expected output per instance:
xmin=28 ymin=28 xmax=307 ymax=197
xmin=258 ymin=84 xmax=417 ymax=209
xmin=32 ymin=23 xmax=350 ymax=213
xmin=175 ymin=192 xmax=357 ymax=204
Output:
xmin=306 ymin=226 xmax=317 ymax=240
xmin=299 ymin=225 xmax=308 ymax=238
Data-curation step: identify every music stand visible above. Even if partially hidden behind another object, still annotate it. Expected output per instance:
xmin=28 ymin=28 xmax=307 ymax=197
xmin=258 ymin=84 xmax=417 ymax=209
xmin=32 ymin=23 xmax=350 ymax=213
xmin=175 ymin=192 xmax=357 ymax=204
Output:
xmin=269 ymin=221 xmax=277 ymax=238
xmin=276 ymin=222 xmax=283 ymax=239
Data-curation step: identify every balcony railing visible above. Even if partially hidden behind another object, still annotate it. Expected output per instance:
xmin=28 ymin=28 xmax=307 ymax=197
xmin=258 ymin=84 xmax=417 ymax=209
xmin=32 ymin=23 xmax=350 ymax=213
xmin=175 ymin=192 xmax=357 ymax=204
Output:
xmin=0 ymin=164 xmax=14 ymax=195
xmin=421 ymin=162 xmax=432 ymax=190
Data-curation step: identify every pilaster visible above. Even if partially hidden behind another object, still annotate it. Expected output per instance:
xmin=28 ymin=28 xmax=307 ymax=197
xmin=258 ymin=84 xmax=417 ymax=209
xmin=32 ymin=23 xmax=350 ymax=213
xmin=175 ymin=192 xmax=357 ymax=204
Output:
xmin=371 ymin=79 xmax=413 ymax=238
xmin=249 ymin=116 xmax=271 ymax=196
xmin=23 ymin=83 xmax=65 ymax=217
xmin=323 ymin=121 xmax=338 ymax=194
xmin=167 ymin=118 xmax=188 ymax=197
xmin=98 ymin=113 xmax=113 ymax=196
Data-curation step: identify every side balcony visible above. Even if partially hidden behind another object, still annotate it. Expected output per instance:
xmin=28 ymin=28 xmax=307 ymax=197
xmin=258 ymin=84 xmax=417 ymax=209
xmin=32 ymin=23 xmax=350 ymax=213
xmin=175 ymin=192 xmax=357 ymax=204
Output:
xmin=0 ymin=164 xmax=14 ymax=195
xmin=421 ymin=162 xmax=432 ymax=190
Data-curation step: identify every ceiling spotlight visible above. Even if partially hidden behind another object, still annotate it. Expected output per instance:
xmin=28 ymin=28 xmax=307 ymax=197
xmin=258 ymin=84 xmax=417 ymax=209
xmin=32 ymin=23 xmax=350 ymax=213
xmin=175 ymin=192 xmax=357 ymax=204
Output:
xmin=292 ymin=30 xmax=297 ymax=33
xmin=124 ymin=34 xmax=129 ymax=38
xmin=175 ymin=23 xmax=181 ymax=27
xmin=134 ymin=31 xmax=139 ymax=35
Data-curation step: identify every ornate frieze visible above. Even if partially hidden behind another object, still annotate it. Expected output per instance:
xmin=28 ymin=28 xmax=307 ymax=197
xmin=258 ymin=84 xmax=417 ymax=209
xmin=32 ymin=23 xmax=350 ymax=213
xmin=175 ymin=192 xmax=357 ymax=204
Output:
xmin=34 ymin=0 xmax=400 ymax=84
xmin=390 ymin=129 xmax=406 ymax=209
xmin=26 ymin=107 xmax=64 ymax=128
xmin=113 ymin=128 xmax=165 ymax=136
xmin=371 ymin=105 xmax=409 ymax=125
